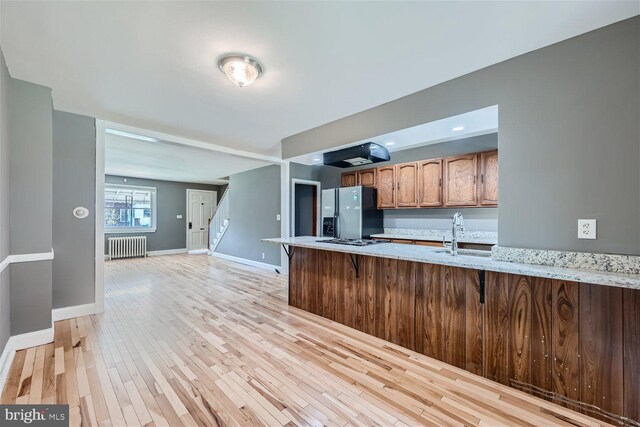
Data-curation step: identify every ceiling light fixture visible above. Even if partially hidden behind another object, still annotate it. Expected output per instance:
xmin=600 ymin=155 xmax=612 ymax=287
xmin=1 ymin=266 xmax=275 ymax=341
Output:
xmin=218 ymin=54 xmax=263 ymax=87
xmin=105 ymin=129 xmax=158 ymax=142
xmin=452 ymin=126 xmax=465 ymax=131
xmin=313 ymin=158 xmax=321 ymax=162
xmin=385 ymin=141 xmax=395 ymax=146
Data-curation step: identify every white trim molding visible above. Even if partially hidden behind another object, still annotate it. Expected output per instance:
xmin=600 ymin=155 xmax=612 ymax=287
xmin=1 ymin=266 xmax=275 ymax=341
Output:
xmin=188 ymin=249 xmax=209 ymax=255
xmin=0 ymin=250 xmax=55 ymax=275
xmin=147 ymin=248 xmax=188 ymax=257
xmin=211 ymin=252 xmax=281 ymax=271
xmin=52 ymin=303 xmax=96 ymax=322
xmin=95 ymin=120 xmax=106 ymax=314
xmin=0 ymin=326 xmax=54 ymax=393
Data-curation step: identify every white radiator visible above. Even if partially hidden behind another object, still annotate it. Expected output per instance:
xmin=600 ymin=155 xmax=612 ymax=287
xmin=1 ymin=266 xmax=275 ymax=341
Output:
xmin=108 ymin=236 xmax=147 ymax=260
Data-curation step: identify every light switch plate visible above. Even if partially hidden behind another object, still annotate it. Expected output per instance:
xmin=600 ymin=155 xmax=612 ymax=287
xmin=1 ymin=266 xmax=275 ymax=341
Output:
xmin=177 ymin=214 xmax=183 ymax=219
xmin=276 ymin=214 xmax=281 ymax=221
xmin=578 ymin=219 xmax=596 ymax=239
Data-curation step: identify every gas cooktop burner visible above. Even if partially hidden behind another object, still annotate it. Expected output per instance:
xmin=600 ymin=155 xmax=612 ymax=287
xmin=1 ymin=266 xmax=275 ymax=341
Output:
xmin=317 ymin=238 xmax=389 ymax=246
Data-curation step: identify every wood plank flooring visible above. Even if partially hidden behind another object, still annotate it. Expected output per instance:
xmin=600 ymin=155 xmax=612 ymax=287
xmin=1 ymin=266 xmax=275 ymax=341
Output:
xmin=1 ymin=254 xmax=613 ymax=426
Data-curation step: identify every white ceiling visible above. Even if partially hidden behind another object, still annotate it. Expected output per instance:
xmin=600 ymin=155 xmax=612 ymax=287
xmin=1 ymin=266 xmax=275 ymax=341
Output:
xmin=290 ymin=105 xmax=499 ymax=165
xmin=2 ymin=2 xmax=638 ymax=157
xmin=105 ymin=132 xmax=271 ymax=185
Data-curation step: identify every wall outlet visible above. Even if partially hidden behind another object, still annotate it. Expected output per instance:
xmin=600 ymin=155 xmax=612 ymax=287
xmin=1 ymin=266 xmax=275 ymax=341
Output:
xmin=578 ymin=219 xmax=597 ymax=240
xmin=262 ymin=252 xmax=265 ymax=259
xmin=276 ymin=214 xmax=281 ymax=221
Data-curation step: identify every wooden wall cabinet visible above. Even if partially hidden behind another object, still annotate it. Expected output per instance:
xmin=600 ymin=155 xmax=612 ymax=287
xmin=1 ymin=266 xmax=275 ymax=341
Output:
xmin=341 ymin=171 xmax=357 ymax=187
xmin=478 ymin=150 xmax=498 ymax=206
xmin=376 ymin=166 xmax=396 ymax=208
xmin=358 ymin=168 xmax=377 ymax=187
xmin=418 ymin=159 xmax=442 ymax=207
xmin=395 ymin=162 xmax=418 ymax=207
xmin=443 ymin=154 xmax=478 ymax=207
xmin=341 ymin=169 xmax=377 ymax=188
xmin=339 ymin=150 xmax=497 ymax=209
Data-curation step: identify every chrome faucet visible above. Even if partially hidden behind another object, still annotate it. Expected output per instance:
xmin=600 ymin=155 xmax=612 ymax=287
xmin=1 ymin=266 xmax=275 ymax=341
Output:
xmin=451 ymin=212 xmax=465 ymax=256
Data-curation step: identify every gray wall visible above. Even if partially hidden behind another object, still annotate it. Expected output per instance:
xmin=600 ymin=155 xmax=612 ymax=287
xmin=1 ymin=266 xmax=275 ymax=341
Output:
xmin=315 ymin=133 xmax=499 ymax=231
xmin=0 ymin=48 xmax=11 ymax=355
xmin=283 ymin=17 xmax=640 ymax=255
xmin=8 ymin=77 xmax=53 ymax=334
xmin=53 ymin=111 xmax=96 ymax=309
xmin=105 ymin=175 xmax=225 ymax=252
xmin=216 ymin=164 xmax=281 ymax=266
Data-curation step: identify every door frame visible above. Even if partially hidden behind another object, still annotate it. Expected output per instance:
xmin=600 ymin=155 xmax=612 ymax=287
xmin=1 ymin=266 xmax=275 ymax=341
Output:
xmin=186 ymin=188 xmax=217 ymax=254
xmin=291 ymin=179 xmax=321 ymax=237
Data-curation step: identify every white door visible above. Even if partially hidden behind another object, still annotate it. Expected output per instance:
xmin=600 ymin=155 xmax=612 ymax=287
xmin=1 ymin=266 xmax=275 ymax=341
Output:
xmin=187 ymin=190 xmax=216 ymax=252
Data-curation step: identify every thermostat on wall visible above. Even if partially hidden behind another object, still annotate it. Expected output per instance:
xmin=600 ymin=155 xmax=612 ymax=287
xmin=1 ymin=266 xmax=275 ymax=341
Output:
xmin=73 ymin=207 xmax=89 ymax=219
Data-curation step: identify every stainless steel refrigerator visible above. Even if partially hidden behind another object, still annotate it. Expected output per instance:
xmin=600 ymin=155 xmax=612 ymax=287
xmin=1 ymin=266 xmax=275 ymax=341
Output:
xmin=321 ymin=186 xmax=383 ymax=239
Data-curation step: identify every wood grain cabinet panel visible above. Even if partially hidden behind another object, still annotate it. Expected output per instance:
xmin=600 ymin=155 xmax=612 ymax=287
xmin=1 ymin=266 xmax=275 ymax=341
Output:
xmin=358 ymin=169 xmax=377 ymax=188
xmin=288 ymin=248 xmax=640 ymax=426
xmin=443 ymin=154 xmax=478 ymax=207
xmin=341 ymin=172 xmax=357 ymax=187
xmin=479 ymin=151 xmax=498 ymax=206
xmin=418 ymin=159 xmax=442 ymax=207
xmin=395 ymin=162 xmax=418 ymax=208
xmin=376 ymin=167 xmax=396 ymax=208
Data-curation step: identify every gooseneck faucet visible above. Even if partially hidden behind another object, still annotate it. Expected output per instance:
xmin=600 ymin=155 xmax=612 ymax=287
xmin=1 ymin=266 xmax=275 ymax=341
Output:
xmin=451 ymin=212 xmax=465 ymax=256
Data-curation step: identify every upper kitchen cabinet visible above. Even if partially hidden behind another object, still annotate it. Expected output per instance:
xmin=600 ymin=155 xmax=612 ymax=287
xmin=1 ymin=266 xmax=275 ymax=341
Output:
xmin=341 ymin=171 xmax=357 ymax=187
xmin=478 ymin=150 xmax=498 ymax=206
xmin=418 ymin=159 xmax=442 ymax=207
xmin=443 ymin=154 xmax=478 ymax=207
xmin=395 ymin=162 xmax=418 ymax=207
xmin=376 ymin=166 xmax=396 ymax=208
xmin=358 ymin=168 xmax=377 ymax=188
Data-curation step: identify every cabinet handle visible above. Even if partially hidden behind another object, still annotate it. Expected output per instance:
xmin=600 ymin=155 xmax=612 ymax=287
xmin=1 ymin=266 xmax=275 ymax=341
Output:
xmin=481 ymin=174 xmax=484 ymax=184
xmin=439 ymin=178 xmax=442 ymax=186
xmin=474 ymin=175 xmax=477 ymax=184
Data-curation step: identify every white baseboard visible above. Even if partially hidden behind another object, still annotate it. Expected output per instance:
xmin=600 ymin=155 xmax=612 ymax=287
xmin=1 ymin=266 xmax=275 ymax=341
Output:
xmin=0 ymin=341 xmax=15 ymax=396
xmin=147 ymin=248 xmax=187 ymax=257
xmin=0 ymin=326 xmax=54 ymax=393
xmin=52 ymin=303 xmax=96 ymax=322
xmin=211 ymin=251 xmax=281 ymax=271
xmin=188 ymin=249 xmax=209 ymax=255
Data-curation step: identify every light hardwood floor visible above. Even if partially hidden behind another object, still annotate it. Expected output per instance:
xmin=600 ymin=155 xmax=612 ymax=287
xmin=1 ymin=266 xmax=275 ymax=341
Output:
xmin=1 ymin=254 xmax=612 ymax=426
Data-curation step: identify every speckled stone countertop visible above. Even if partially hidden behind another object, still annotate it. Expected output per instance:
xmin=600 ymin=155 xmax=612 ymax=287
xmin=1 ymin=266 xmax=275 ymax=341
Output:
xmin=263 ymin=236 xmax=640 ymax=290
xmin=371 ymin=228 xmax=497 ymax=245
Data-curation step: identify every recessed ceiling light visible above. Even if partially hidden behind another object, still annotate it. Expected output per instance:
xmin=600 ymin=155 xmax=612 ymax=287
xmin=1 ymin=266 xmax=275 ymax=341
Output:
xmin=385 ymin=141 xmax=395 ymax=146
xmin=105 ymin=129 xmax=158 ymax=142
xmin=218 ymin=54 xmax=263 ymax=87
xmin=452 ymin=126 xmax=465 ymax=131
xmin=313 ymin=158 xmax=321 ymax=162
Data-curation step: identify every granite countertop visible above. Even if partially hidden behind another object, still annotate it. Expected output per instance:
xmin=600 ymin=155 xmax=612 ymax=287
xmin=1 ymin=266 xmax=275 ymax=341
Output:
xmin=371 ymin=231 xmax=497 ymax=245
xmin=263 ymin=236 xmax=640 ymax=290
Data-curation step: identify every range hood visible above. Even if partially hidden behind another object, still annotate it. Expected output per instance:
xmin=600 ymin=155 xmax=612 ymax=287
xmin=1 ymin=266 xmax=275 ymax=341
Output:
xmin=323 ymin=142 xmax=390 ymax=168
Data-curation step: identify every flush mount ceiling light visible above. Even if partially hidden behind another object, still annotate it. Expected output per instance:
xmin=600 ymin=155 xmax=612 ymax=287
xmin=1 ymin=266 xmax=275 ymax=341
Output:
xmin=218 ymin=54 xmax=263 ymax=87
xmin=452 ymin=126 xmax=465 ymax=131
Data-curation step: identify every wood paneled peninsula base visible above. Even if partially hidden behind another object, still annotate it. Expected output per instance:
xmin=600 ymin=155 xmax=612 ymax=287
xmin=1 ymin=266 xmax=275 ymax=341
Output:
xmin=267 ymin=238 xmax=640 ymax=426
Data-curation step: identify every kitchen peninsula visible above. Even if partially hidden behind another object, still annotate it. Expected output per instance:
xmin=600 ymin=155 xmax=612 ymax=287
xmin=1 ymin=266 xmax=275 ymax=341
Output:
xmin=264 ymin=236 xmax=640 ymax=426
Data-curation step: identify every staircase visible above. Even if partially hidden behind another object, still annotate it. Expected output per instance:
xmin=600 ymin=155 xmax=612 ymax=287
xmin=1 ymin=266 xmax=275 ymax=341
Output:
xmin=209 ymin=187 xmax=230 ymax=254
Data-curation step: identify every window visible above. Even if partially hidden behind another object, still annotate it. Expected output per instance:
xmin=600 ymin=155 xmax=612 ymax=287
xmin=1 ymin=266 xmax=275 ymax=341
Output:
xmin=104 ymin=184 xmax=157 ymax=233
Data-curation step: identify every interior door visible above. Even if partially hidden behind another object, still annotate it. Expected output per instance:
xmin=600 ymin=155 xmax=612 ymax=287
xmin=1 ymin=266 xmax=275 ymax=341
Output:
xmin=188 ymin=190 xmax=216 ymax=251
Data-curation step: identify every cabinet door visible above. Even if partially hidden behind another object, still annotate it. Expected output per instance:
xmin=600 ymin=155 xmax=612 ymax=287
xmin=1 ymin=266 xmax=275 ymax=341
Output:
xmin=418 ymin=159 xmax=442 ymax=207
xmin=395 ymin=162 xmax=418 ymax=208
xmin=358 ymin=169 xmax=377 ymax=188
xmin=479 ymin=151 xmax=498 ymax=206
xmin=443 ymin=154 xmax=478 ymax=206
xmin=341 ymin=172 xmax=357 ymax=187
xmin=376 ymin=167 xmax=396 ymax=208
